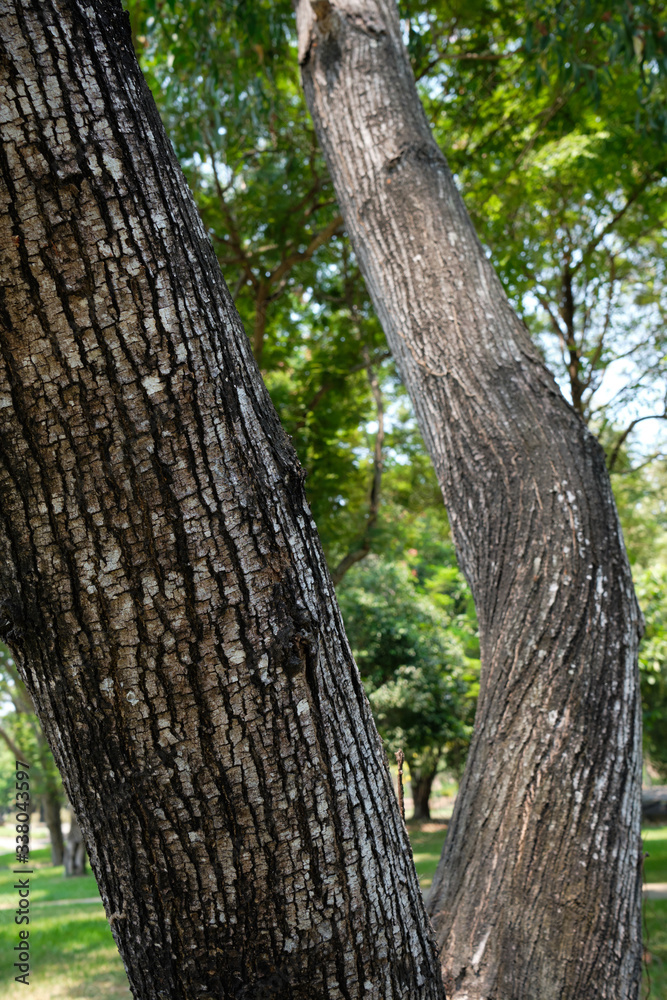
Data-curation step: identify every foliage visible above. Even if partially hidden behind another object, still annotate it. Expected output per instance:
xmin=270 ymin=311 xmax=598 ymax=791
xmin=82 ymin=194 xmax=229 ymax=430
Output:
xmin=612 ymin=456 xmax=667 ymax=566
xmin=406 ymin=0 xmax=667 ymax=462
xmin=338 ymin=557 xmax=479 ymax=780
xmin=636 ymin=569 xmax=667 ymax=777
xmin=609 ymin=461 xmax=667 ymax=777
xmin=523 ymin=0 xmax=667 ymax=124
xmin=120 ymin=0 xmax=667 ymax=537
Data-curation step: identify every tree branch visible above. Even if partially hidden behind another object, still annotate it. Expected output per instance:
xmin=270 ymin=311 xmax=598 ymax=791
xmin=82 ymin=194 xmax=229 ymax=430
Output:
xmin=269 ymin=215 xmax=344 ymax=289
xmin=203 ymin=131 xmax=259 ymax=292
xmin=252 ymin=216 xmax=344 ymax=362
xmin=582 ymin=256 xmax=616 ymax=393
xmin=607 ymin=411 xmax=667 ymax=472
xmin=572 ymin=164 xmax=666 ymax=275
xmin=292 ymin=351 xmax=390 ymax=433
xmin=0 ymin=725 xmax=26 ymax=762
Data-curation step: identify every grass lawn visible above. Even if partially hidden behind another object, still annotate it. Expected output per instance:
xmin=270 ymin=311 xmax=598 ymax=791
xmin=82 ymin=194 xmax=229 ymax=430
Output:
xmin=0 ymin=848 xmax=130 ymax=1000
xmin=0 ymin=828 xmax=664 ymax=998
xmin=643 ymin=825 xmax=667 ymax=999
xmin=406 ymin=819 xmax=448 ymax=892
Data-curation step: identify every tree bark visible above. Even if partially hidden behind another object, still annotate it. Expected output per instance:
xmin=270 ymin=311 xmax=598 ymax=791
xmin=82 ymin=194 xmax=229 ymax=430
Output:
xmin=43 ymin=786 xmax=64 ymax=866
xmin=63 ymin=808 xmax=85 ymax=876
xmin=409 ymin=767 xmax=436 ymax=823
xmin=296 ymin=3 xmax=643 ymax=998
xmin=0 ymin=3 xmax=444 ymax=999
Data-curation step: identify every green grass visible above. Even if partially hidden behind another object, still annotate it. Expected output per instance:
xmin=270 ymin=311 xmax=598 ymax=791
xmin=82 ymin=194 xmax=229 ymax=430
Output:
xmin=642 ymin=825 xmax=667 ymax=998
xmin=644 ymin=899 xmax=666 ymax=999
xmin=0 ymin=829 xmax=664 ymax=998
xmin=407 ymin=820 xmax=448 ymax=891
xmin=643 ymin=824 xmax=667 ymax=884
xmin=0 ymin=848 xmax=101 ymax=904
xmin=0 ymin=849 xmax=130 ymax=1000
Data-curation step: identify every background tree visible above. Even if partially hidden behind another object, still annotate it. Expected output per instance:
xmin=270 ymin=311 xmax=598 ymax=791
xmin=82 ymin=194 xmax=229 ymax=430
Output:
xmin=122 ymin=6 xmax=667 ymax=816
xmin=0 ymin=643 xmax=64 ymax=864
xmin=637 ymin=568 xmax=667 ymax=777
xmin=339 ymin=557 xmax=479 ymax=819
xmin=123 ymin=4 xmax=667 ymax=804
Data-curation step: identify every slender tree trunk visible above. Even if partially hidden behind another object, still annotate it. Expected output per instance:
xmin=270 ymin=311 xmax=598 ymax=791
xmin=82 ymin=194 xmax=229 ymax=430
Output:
xmin=43 ymin=787 xmax=64 ymax=866
xmin=0 ymin=3 xmax=444 ymax=998
xmin=63 ymin=808 xmax=85 ymax=876
xmin=296 ymin=3 xmax=643 ymax=998
xmin=409 ymin=767 xmax=436 ymax=822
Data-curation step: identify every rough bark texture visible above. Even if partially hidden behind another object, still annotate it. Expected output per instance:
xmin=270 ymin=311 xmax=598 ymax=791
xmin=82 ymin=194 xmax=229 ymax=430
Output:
xmin=63 ymin=809 xmax=85 ymax=876
xmin=296 ymin=2 xmax=643 ymax=998
xmin=0 ymin=2 xmax=445 ymax=998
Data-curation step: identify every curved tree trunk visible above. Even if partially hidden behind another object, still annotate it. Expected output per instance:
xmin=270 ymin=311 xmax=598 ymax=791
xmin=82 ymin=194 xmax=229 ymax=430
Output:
xmin=0 ymin=3 xmax=444 ymax=999
xmin=409 ymin=767 xmax=436 ymax=822
xmin=296 ymin=3 xmax=643 ymax=999
xmin=43 ymin=787 xmax=64 ymax=866
xmin=63 ymin=809 xmax=86 ymax=877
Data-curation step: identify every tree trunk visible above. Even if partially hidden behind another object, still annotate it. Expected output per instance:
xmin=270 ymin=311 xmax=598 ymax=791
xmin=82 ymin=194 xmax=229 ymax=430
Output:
xmin=410 ymin=767 xmax=436 ymax=822
xmin=43 ymin=787 xmax=64 ymax=866
xmin=0 ymin=3 xmax=443 ymax=999
xmin=63 ymin=809 xmax=85 ymax=876
xmin=296 ymin=3 xmax=643 ymax=999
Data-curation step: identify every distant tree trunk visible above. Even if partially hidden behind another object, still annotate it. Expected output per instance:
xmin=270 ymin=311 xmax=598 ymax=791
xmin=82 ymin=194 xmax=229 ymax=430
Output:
xmin=297 ymin=3 xmax=643 ymax=999
xmin=0 ymin=3 xmax=444 ymax=999
xmin=63 ymin=810 xmax=85 ymax=877
xmin=43 ymin=788 xmax=64 ymax=866
xmin=410 ymin=766 xmax=437 ymax=822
